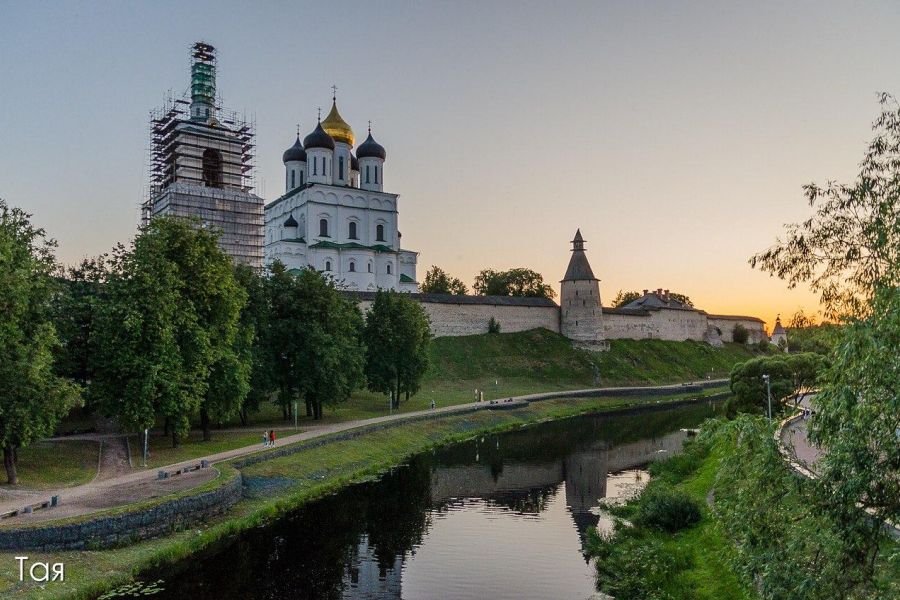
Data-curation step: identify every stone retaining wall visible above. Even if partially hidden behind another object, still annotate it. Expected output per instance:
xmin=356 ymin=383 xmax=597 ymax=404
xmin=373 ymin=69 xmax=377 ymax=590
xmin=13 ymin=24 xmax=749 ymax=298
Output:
xmin=0 ymin=469 xmax=242 ymax=551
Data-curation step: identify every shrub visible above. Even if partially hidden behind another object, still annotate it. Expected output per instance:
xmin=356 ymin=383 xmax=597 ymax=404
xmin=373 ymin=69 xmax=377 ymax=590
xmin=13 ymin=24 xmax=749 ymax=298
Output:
xmin=487 ymin=316 xmax=501 ymax=334
xmin=634 ymin=485 xmax=702 ymax=532
xmin=732 ymin=323 xmax=749 ymax=344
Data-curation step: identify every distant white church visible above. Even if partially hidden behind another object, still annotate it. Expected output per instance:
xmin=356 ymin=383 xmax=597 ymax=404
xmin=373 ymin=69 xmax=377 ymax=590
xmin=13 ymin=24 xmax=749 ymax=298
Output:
xmin=264 ymin=97 xmax=418 ymax=292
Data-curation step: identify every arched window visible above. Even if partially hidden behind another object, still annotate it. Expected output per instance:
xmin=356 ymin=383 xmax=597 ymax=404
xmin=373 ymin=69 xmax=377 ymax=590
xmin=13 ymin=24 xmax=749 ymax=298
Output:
xmin=202 ymin=149 xmax=223 ymax=188
xmin=339 ymin=156 xmax=345 ymax=180
xmin=313 ymin=158 xmax=318 ymax=176
xmin=322 ymin=157 xmax=327 ymax=176
xmin=365 ymin=165 xmax=370 ymax=183
xmin=348 ymin=221 xmax=358 ymax=239
xmin=349 ymin=261 xmax=356 ymax=272
xmin=367 ymin=262 xmax=372 ymax=273
xmin=386 ymin=263 xmax=392 ymax=275
xmin=319 ymin=218 xmax=329 ymax=237
xmin=325 ymin=260 xmax=331 ymax=271
xmin=290 ymin=170 xmax=296 ymax=188
xmin=376 ymin=224 xmax=385 ymax=242
xmin=374 ymin=166 xmax=379 ymax=184
xmin=300 ymin=170 xmax=304 ymax=184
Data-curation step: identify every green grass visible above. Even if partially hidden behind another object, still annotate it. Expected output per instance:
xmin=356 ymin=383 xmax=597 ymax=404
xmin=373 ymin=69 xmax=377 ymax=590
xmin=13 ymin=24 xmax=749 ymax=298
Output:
xmin=218 ymin=329 xmax=756 ymax=426
xmin=590 ymin=438 xmax=754 ymax=600
xmin=127 ymin=431 xmax=266 ymax=470
xmin=1 ymin=392 xmax=719 ymax=599
xmin=0 ymin=440 xmax=99 ymax=490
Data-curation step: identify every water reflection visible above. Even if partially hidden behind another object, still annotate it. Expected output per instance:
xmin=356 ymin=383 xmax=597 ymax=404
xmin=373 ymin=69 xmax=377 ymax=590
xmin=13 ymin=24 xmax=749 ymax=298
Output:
xmin=146 ymin=403 xmax=716 ymax=600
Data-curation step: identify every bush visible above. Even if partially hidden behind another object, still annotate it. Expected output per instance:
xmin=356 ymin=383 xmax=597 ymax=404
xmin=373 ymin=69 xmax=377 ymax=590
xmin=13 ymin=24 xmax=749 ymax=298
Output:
xmin=487 ymin=316 xmax=501 ymax=334
xmin=732 ymin=323 xmax=749 ymax=344
xmin=634 ymin=485 xmax=702 ymax=532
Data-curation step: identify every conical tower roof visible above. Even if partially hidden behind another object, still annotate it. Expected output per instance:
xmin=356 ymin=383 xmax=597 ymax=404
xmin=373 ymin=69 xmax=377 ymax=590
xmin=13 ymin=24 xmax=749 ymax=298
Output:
xmin=562 ymin=229 xmax=597 ymax=281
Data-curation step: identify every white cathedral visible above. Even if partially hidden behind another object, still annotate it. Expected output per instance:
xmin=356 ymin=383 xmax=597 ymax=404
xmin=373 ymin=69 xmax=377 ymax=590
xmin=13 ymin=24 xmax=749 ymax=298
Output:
xmin=264 ymin=98 xmax=419 ymax=292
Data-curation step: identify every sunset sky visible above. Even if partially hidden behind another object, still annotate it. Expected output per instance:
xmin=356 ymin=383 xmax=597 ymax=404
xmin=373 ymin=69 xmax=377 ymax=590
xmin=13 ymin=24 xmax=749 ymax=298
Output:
xmin=3 ymin=1 xmax=899 ymax=327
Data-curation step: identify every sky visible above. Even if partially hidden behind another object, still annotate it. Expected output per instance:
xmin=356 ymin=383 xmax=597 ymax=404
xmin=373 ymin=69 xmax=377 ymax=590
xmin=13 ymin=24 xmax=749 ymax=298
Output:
xmin=3 ymin=1 xmax=899 ymax=326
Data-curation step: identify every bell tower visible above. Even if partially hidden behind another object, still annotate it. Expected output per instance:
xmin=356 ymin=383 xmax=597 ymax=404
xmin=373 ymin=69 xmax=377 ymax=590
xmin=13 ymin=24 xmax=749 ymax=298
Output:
xmin=560 ymin=230 xmax=606 ymax=346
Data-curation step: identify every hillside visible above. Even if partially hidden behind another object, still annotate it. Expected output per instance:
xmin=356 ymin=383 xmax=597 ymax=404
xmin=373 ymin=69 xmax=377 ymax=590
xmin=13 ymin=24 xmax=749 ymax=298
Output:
xmin=424 ymin=328 xmax=757 ymax=395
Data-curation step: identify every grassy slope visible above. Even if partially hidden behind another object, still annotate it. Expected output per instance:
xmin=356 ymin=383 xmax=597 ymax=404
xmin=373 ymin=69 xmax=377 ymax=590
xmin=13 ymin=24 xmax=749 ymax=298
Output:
xmin=60 ymin=329 xmax=756 ymax=478
xmin=2 ymin=392 xmax=721 ymax=599
xmin=592 ymin=440 xmax=754 ymax=600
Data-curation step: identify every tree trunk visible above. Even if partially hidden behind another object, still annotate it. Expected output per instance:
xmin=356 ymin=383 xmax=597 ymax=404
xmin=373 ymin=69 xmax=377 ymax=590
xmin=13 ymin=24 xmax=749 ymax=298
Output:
xmin=201 ymin=407 xmax=211 ymax=442
xmin=240 ymin=408 xmax=248 ymax=426
xmin=163 ymin=416 xmax=170 ymax=437
xmin=282 ymin=403 xmax=288 ymax=421
xmin=305 ymin=397 xmax=313 ymax=417
xmin=171 ymin=428 xmax=179 ymax=448
xmin=394 ymin=373 xmax=402 ymax=409
xmin=314 ymin=400 xmax=323 ymax=420
xmin=3 ymin=445 xmax=17 ymax=486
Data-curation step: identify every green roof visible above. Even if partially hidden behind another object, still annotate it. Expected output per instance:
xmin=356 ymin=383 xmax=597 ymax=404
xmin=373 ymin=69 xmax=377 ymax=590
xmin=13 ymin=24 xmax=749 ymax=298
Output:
xmin=281 ymin=237 xmax=305 ymax=244
xmin=286 ymin=268 xmax=304 ymax=275
xmin=399 ymin=274 xmax=416 ymax=283
xmin=308 ymin=240 xmax=396 ymax=253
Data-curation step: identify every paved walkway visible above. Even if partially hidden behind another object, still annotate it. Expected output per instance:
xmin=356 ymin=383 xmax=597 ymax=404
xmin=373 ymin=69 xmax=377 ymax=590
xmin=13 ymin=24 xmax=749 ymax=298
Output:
xmin=0 ymin=380 xmax=724 ymax=524
xmin=781 ymin=394 xmax=822 ymax=471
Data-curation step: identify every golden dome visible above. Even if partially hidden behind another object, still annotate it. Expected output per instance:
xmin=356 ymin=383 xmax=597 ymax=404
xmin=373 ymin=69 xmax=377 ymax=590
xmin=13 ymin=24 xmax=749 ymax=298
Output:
xmin=320 ymin=100 xmax=354 ymax=146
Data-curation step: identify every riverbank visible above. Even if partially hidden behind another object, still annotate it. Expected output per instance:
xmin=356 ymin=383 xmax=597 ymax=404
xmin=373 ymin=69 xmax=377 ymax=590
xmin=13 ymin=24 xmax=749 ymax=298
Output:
xmin=0 ymin=388 xmax=725 ymax=599
xmin=588 ymin=416 xmax=900 ymax=600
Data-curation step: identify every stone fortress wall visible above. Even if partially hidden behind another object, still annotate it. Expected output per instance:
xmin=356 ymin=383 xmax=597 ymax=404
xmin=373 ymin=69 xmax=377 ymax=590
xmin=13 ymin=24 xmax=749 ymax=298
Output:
xmin=351 ymin=292 xmax=767 ymax=345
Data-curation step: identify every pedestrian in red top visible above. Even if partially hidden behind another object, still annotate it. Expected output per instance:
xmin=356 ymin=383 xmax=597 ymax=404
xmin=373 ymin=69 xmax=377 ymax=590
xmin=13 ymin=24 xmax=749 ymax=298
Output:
xmin=270 ymin=429 xmax=276 ymax=447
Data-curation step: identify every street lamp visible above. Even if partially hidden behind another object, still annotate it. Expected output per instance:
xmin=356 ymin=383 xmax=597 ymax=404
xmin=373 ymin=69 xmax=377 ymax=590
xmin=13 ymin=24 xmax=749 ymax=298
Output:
xmin=762 ymin=374 xmax=772 ymax=420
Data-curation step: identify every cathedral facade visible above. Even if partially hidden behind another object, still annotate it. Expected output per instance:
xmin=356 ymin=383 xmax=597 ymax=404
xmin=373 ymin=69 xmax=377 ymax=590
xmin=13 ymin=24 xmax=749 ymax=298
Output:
xmin=264 ymin=99 xmax=418 ymax=292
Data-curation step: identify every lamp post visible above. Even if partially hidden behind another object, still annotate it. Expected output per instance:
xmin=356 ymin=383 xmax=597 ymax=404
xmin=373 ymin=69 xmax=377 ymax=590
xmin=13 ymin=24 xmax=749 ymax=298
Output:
xmin=762 ymin=374 xmax=772 ymax=420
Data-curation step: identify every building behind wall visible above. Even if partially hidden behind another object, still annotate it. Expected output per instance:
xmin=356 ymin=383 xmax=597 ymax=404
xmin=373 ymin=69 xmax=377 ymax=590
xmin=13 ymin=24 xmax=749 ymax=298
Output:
xmin=143 ymin=42 xmax=264 ymax=268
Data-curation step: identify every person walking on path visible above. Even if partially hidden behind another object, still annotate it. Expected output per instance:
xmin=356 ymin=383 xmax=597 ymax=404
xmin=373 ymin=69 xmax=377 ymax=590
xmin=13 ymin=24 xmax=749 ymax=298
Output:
xmin=431 ymin=399 xmax=436 ymax=410
xmin=263 ymin=430 xmax=269 ymax=448
xmin=270 ymin=429 xmax=276 ymax=447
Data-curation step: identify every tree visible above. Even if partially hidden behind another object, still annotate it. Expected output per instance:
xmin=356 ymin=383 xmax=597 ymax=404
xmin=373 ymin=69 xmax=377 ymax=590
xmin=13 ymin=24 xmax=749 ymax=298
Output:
xmin=0 ymin=199 xmax=80 ymax=484
xmin=233 ymin=264 xmax=275 ymax=425
xmin=51 ymin=256 xmax=109 ymax=389
xmin=420 ymin=266 xmax=467 ymax=295
xmin=732 ymin=323 xmax=749 ymax=344
xmin=668 ymin=292 xmax=693 ymax=307
xmin=472 ymin=268 xmax=555 ymax=299
xmin=90 ymin=217 xmax=248 ymax=447
xmin=727 ymin=355 xmax=794 ymax=416
xmin=809 ymin=284 xmax=900 ymax=542
xmin=612 ymin=290 xmax=640 ymax=307
xmin=269 ymin=264 xmax=366 ymax=420
xmin=750 ymin=93 xmax=900 ymax=320
xmin=363 ymin=290 xmax=432 ymax=409
xmin=788 ymin=308 xmax=817 ymax=329
xmin=727 ymin=354 xmax=827 ymax=417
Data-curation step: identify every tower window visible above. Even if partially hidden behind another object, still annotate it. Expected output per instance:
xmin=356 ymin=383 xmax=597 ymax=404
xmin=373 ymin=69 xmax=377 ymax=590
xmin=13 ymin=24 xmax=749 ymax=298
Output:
xmin=349 ymin=261 xmax=356 ymax=272
xmin=313 ymin=159 xmax=318 ymax=176
xmin=291 ymin=170 xmax=296 ymax=188
xmin=348 ymin=221 xmax=358 ymax=239
xmin=366 ymin=166 xmax=370 ymax=183
xmin=319 ymin=218 xmax=329 ymax=237
xmin=374 ymin=166 xmax=379 ymax=184
xmin=376 ymin=224 xmax=385 ymax=242
xmin=386 ymin=263 xmax=392 ymax=275
xmin=368 ymin=262 xmax=372 ymax=273
xmin=339 ymin=156 xmax=344 ymax=180
xmin=323 ymin=157 xmax=327 ymax=176
xmin=300 ymin=171 xmax=304 ymax=184
xmin=325 ymin=260 xmax=331 ymax=271
xmin=202 ymin=149 xmax=223 ymax=188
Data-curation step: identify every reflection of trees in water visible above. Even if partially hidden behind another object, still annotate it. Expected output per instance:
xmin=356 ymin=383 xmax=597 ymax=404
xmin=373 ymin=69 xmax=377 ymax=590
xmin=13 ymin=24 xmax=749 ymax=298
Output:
xmin=150 ymin=403 xmax=718 ymax=599
xmin=488 ymin=485 xmax=559 ymax=514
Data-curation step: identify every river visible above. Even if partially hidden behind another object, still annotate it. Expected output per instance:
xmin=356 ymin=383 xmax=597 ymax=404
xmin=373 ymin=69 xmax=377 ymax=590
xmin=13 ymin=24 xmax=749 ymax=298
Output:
xmin=129 ymin=401 xmax=719 ymax=600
